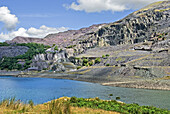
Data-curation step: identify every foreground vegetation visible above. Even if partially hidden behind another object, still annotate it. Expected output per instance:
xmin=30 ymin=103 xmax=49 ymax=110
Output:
xmin=0 ymin=97 xmax=169 ymax=114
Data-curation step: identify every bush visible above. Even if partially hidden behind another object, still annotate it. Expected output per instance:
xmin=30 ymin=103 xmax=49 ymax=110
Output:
xmin=106 ymin=54 xmax=110 ymax=57
xmin=70 ymin=97 xmax=77 ymax=103
xmin=83 ymin=59 xmax=89 ymax=66
xmin=95 ymin=58 xmax=101 ymax=64
xmin=52 ymin=44 xmax=56 ymax=47
xmin=89 ymin=61 xmax=94 ymax=66
xmin=102 ymin=55 xmax=106 ymax=58
xmin=54 ymin=46 xmax=58 ymax=51
xmin=85 ymin=63 xmax=89 ymax=67
xmin=77 ymin=66 xmax=82 ymax=70
xmin=158 ymin=35 xmax=162 ymax=38
xmin=106 ymin=64 xmax=110 ymax=66
xmin=116 ymin=97 xmax=120 ymax=100
xmin=109 ymin=94 xmax=113 ymax=96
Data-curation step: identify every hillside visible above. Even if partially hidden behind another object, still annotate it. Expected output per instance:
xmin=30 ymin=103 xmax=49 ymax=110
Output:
xmin=6 ymin=24 xmax=107 ymax=48
xmin=6 ymin=1 xmax=169 ymax=52
xmin=1 ymin=1 xmax=170 ymax=90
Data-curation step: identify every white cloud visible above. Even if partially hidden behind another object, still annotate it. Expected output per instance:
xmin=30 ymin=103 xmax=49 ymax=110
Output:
xmin=0 ymin=6 xmax=18 ymax=31
xmin=0 ymin=25 xmax=69 ymax=42
xmin=66 ymin=0 xmax=162 ymax=13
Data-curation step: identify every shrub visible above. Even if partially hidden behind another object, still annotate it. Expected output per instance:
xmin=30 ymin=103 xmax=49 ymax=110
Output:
xmin=85 ymin=63 xmax=89 ymax=67
xmin=95 ymin=58 xmax=101 ymax=64
xmin=89 ymin=61 xmax=94 ymax=66
xmin=106 ymin=64 xmax=110 ymax=66
xmin=158 ymin=35 xmax=162 ymax=38
xmin=102 ymin=55 xmax=106 ymax=58
xmin=116 ymin=97 xmax=120 ymax=100
xmin=106 ymin=54 xmax=110 ymax=57
xmin=77 ymin=66 xmax=82 ymax=70
xmin=83 ymin=59 xmax=89 ymax=66
xmin=54 ymin=46 xmax=58 ymax=51
xmin=52 ymin=44 xmax=56 ymax=47
xmin=70 ymin=97 xmax=77 ymax=103
xmin=109 ymin=94 xmax=113 ymax=96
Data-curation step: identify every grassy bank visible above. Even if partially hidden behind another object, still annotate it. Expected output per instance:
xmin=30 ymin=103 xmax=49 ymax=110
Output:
xmin=0 ymin=97 xmax=169 ymax=114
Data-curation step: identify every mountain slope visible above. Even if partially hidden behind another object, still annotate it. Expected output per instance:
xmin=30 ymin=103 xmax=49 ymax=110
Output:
xmin=6 ymin=24 xmax=107 ymax=47
xmin=6 ymin=1 xmax=170 ymax=56
xmin=97 ymin=1 xmax=169 ymax=45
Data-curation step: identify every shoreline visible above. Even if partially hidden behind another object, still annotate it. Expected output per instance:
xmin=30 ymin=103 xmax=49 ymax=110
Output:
xmin=0 ymin=72 xmax=170 ymax=91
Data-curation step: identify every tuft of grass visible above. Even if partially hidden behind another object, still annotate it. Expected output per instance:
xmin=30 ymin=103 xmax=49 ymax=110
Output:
xmin=28 ymin=100 xmax=34 ymax=109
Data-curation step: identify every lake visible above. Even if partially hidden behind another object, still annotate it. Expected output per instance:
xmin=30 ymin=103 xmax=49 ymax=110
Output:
xmin=0 ymin=76 xmax=170 ymax=110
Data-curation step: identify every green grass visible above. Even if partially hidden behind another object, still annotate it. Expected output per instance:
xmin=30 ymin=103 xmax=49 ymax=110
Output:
xmin=69 ymin=97 xmax=170 ymax=114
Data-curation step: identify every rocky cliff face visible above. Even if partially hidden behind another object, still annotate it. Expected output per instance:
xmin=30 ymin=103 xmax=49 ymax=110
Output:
xmin=31 ymin=50 xmax=76 ymax=71
xmin=7 ymin=1 xmax=169 ymax=57
xmin=75 ymin=1 xmax=169 ymax=54
xmin=97 ymin=1 xmax=170 ymax=45
xmin=0 ymin=46 xmax=29 ymax=58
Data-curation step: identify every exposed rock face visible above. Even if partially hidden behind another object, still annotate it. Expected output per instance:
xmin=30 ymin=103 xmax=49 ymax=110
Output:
xmin=97 ymin=1 xmax=170 ymax=45
xmin=6 ymin=1 xmax=170 ymax=57
xmin=0 ymin=46 xmax=29 ymax=58
xmin=31 ymin=50 xmax=76 ymax=71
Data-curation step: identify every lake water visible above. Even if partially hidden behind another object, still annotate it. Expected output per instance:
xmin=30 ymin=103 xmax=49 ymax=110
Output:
xmin=0 ymin=76 xmax=170 ymax=110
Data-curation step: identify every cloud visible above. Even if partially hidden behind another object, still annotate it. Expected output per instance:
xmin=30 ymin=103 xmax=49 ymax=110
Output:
xmin=0 ymin=6 xmax=18 ymax=31
xmin=66 ymin=0 xmax=162 ymax=13
xmin=0 ymin=25 xmax=69 ymax=42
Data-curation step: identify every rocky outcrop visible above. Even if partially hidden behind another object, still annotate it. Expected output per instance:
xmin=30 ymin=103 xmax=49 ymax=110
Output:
xmin=31 ymin=50 xmax=76 ymax=72
xmin=96 ymin=1 xmax=170 ymax=46
xmin=0 ymin=46 xmax=29 ymax=58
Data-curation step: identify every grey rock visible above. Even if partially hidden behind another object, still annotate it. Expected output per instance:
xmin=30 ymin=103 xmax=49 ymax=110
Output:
xmin=0 ymin=46 xmax=29 ymax=58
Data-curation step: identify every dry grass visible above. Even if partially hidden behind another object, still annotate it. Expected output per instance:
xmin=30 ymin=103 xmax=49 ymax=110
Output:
xmin=0 ymin=97 xmax=119 ymax=114
xmin=125 ymin=54 xmax=152 ymax=65
xmin=155 ymin=8 xmax=170 ymax=12
xmin=68 ymin=69 xmax=91 ymax=75
xmin=161 ymin=76 xmax=170 ymax=80
xmin=71 ymin=107 xmax=119 ymax=114
xmin=134 ymin=1 xmax=164 ymax=14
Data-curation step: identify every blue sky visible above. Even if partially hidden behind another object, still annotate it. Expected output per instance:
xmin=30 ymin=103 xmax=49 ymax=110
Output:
xmin=0 ymin=0 xmax=161 ymax=42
